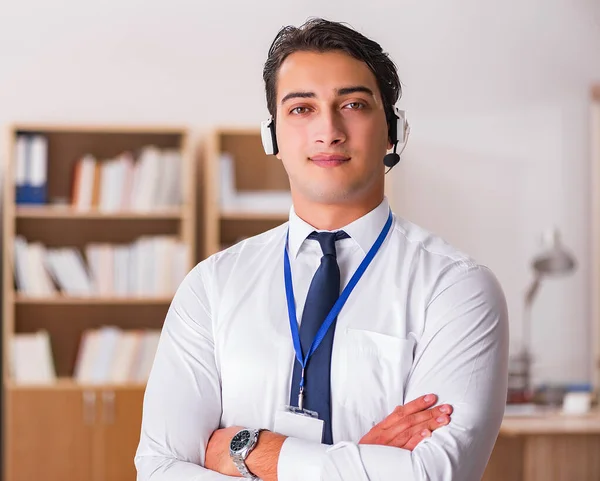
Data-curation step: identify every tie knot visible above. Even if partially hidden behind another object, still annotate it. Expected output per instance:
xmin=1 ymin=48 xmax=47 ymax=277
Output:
xmin=307 ymin=230 xmax=349 ymax=257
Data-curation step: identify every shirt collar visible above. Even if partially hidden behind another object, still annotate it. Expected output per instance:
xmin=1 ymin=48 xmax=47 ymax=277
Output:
xmin=287 ymin=196 xmax=391 ymax=259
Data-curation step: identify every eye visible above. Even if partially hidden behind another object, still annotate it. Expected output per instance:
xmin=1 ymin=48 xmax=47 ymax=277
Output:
xmin=290 ymin=106 xmax=311 ymax=115
xmin=344 ymin=102 xmax=366 ymax=110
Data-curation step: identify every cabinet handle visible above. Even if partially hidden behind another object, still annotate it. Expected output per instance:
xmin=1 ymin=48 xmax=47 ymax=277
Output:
xmin=102 ymin=390 xmax=116 ymax=424
xmin=83 ymin=391 xmax=96 ymax=425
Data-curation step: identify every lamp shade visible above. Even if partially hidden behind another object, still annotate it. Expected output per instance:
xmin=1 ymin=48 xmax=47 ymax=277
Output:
xmin=532 ymin=228 xmax=576 ymax=275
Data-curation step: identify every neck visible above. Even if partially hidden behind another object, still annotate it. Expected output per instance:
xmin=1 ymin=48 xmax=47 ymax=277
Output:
xmin=292 ymin=194 xmax=385 ymax=230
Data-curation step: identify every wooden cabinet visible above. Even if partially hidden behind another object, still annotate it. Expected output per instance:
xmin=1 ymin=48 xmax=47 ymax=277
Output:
xmin=5 ymin=384 xmax=145 ymax=481
xmin=6 ymin=387 xmax=94 ymax=481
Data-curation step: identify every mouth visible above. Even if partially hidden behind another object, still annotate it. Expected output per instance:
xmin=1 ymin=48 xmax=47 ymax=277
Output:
xmin=309 ymin=154 xmax=351 ymax=167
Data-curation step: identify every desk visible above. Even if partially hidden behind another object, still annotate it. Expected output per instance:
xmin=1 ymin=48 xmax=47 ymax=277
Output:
xmin=482 ymin=411 xmax=600 ymax=481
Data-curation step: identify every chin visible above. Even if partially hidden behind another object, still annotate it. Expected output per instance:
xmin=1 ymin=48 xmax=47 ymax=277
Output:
xmin=304 ymin=184 xmax=362 ymax=204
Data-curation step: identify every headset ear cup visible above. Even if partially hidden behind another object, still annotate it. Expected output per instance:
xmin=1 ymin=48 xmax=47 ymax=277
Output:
xmin=389 ymin=107 xmax=408 ymax=145
xmin=396 ymin=109 xmax=406 ymax=144
xmin=384 ymin=107 xmax=408 ymax=169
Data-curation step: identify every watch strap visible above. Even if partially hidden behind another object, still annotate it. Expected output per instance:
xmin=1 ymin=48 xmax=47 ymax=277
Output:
xmin=232 ymin=454 xmax=259 ymax=479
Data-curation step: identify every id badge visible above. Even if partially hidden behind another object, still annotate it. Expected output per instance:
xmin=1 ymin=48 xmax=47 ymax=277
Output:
xmin=273 ymin=405 xmax=324 ymax=443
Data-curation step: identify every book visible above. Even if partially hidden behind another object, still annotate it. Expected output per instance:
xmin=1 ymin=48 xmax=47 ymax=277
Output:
xmin=15 ymin=134 xmax=48 ymax=205
xmin=11 ymin=330 xmax=56 ymax=384
xmin=15 ymin=136 xmax=28 ymax=204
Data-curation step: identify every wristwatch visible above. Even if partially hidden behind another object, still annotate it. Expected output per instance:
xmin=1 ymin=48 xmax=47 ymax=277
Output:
xmin=229 ymin=428 xmax=263 ymax=479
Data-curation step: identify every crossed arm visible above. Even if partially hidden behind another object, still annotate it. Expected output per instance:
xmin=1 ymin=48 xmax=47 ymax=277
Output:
xmin=135 ymin=263 xmax=509 ymax=481
xmin=204 ymin=394 xmax=453 ymax=479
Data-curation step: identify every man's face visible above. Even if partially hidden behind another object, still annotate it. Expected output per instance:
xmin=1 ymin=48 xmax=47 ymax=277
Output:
xmin=274 ymin=50 xmax=391 ymax=206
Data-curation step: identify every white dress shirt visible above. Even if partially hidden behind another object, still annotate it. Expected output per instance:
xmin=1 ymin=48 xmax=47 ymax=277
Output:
xmin=135 ymin=197 xmax=509 ymax=481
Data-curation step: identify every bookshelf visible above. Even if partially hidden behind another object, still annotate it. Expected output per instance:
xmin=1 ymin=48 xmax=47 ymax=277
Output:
xmin=2 ymin=124 xmax=196 ymax=481
xmin=591 ymin=85 xmax=600 ymax=395
xmin=203 ymin=128 xmax=291 ymax=256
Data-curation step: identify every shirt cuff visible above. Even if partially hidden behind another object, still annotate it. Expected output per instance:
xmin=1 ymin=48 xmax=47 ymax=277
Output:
xmin=277 ymin=437 xmax=328 ymax=481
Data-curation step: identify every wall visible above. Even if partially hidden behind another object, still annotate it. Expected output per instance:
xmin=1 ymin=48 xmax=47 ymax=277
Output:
xmin=1 ymin=0 xmax=599 ymax=385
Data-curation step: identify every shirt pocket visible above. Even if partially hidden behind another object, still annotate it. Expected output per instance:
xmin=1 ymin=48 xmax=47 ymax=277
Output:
xmin=334 ymin=327 xmax=415 ymax=440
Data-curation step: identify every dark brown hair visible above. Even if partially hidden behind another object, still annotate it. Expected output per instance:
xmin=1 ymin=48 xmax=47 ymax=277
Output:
xmin=263 ymin=18 xmax=401 ymax=120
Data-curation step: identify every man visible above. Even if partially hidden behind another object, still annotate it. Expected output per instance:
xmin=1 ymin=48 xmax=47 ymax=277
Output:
xmin=135 ymin=18 xmax=509 ymax=481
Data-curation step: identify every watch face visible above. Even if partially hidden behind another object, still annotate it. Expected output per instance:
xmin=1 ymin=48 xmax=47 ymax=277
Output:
xmin=231 ymin=430 xmax=251 ymax=452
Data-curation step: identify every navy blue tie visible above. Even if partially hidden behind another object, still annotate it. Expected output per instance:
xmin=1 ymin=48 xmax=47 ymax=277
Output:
xmin=289 ymin=230 xmax=349 ymax=445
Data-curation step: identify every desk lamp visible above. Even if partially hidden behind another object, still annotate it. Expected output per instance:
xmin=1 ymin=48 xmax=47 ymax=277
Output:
xmin=508 ymin=228 xmax=577 ymax=403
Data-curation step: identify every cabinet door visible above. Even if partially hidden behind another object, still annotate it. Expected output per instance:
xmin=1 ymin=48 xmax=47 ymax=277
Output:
xmin=98 ymin=388 xmax=145 ymax=481
xmin=6 ymin=387 xmax=95 ymax=481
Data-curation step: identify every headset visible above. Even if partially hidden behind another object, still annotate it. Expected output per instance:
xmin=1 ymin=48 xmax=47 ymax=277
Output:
xmin=260 ymin=106 xmax=410 ymax=170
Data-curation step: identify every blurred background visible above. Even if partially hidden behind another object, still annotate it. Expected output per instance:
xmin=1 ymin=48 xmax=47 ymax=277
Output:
xmin=0 ymin=0 xmax=599 ymax=480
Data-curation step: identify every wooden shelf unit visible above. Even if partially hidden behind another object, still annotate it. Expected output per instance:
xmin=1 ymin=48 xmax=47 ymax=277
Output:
xmin=2 ymin=123 xmax=197 ymax=481
xmin=16 ymin=206 xmax=185 ymax=219
xmin=14 ymin=295 xmax=174 ymax=305
xmin=203 ymin=128 xmax=292 ymax=256
xmin=5 ymin=377 xmax=147 ymax=390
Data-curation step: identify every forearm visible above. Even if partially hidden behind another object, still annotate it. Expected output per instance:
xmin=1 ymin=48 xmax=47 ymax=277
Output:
xmin=246 ymin=431 xmax=287 ymax=481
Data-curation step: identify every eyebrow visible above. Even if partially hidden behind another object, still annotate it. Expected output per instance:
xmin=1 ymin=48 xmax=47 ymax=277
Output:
xmin=337 ymin=85 xmax=375 ymax=97
xmin=280 ymin=85 xmax=375 ymax=105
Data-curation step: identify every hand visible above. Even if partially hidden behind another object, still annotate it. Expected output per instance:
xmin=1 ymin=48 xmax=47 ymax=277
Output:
xmin=359 ymin=394 xmax=452 ymax=450
xmin=205 ymin=425 xmax=243 ymax=477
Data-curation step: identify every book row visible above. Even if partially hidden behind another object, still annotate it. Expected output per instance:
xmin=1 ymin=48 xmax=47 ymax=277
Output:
xmin=15 ymin=134 xmax=183 ymax=212
xmin=71 ymin=146 xmax=183 ymax=212
xmin=11 ymin=327 xmax=161 ymax=385
xmin=14 ymin=235 xmax=189 ymax=298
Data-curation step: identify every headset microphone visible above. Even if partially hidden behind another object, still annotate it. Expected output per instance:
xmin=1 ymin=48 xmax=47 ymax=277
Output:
xmin=383 ymin=144 xmax=400 ymax=168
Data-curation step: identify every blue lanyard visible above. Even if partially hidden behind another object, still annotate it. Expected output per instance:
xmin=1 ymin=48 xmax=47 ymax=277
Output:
xmin=283 ymin=209 xmax=393 ymax=392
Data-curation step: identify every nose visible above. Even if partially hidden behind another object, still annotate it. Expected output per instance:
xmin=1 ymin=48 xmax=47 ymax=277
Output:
xmin=313 ymin=109 xmax=347 ymax=148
